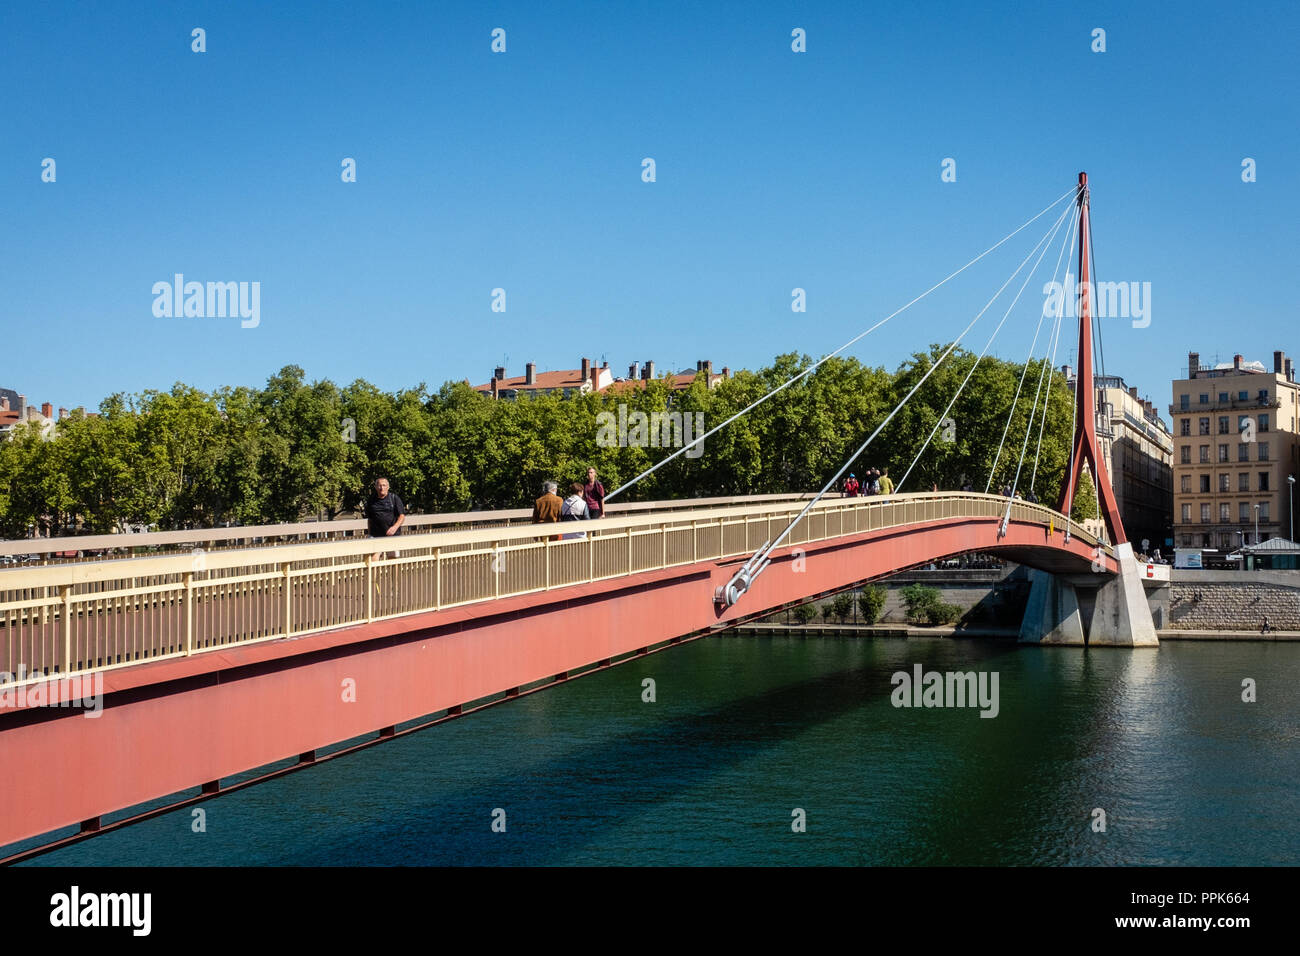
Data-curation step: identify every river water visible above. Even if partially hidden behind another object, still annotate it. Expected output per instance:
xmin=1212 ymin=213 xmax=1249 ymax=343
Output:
xmin=24 ymin=636 xmax=1300 ymax=866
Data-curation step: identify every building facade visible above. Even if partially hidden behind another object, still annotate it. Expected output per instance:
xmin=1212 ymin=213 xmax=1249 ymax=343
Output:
xmin=474 ymin=358 xmax=729 ymax=400
xmin=1095 ymin=375 xmax=1175 ymax=550
xmin=1170 ymin=350 xmax=1300 ymax=551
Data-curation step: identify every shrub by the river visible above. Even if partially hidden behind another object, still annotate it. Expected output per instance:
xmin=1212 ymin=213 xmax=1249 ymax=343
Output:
xmin=858 ymin=585 xmax=887 ymax=624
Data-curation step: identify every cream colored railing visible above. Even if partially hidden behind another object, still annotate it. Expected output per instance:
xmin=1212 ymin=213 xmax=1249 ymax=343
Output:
xmin=0 ymin=493 xmax=1099 ymax=690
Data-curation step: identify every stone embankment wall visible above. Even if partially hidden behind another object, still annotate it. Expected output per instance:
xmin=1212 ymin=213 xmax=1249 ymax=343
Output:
xmin=1162 ymin=570 xmax=1300 ymax=630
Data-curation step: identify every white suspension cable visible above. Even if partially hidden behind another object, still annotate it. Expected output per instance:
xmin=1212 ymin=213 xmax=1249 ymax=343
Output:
xmin=1002 ymin=203 xmax=1081 ymax=505
xmin=1029 ymin=295 xmax=1068 ymax=493
xmin=895 ymin=202 xmax=1074 ymax=493
xmin=983 ymin=201 xmax=1081 ymax=496
xmin=605 ymin=185 xmax=1079 ymax=503
xmin=1031 ymin=205 xmax=1081 ymax=495
xmin=716 ymin=203 xmax=1071 ymax=608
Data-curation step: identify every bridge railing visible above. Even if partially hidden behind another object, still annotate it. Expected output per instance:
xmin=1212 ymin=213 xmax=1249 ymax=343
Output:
xmin=0 ymin=493 xmax=819 ymax=565
xmin=0 ymin=493 xmax=1096 ymax=690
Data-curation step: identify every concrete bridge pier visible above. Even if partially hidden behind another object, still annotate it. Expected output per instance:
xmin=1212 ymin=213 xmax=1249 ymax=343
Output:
xmin=1018 ymin=569 xmax=1085 ymax=645
xmin=1085 ymin=542 xmax=1159 ymax=646
xmin=1019 ymin=544 xmax=1158 ymax=647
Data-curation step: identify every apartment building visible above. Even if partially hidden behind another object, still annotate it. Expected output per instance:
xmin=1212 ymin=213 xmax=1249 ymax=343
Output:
xmin=1095 ymin=375 xmax=1175 ymax=549
xmin=1170 ymin=350 xmax=1300 ymax=550
xmin=474 ymin=358 xmax=729 ymax=399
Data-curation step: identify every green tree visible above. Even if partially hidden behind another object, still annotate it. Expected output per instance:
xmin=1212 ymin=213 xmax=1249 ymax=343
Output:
xmin=858 ymin=585 xmax=887 ymax=624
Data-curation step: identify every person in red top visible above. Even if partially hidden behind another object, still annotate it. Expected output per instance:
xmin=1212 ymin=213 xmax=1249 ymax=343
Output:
xmin=583 ymin=467 xmax=606 ymax=518
xmin=844 ymin=474 xmax=861 ymax=497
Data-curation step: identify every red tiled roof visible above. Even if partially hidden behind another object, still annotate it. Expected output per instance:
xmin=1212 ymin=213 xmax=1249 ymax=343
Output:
xmin=473 ymin=369 xmax=590 ymax=392
xmin=605 ymin=373 xmax=723 ymax=394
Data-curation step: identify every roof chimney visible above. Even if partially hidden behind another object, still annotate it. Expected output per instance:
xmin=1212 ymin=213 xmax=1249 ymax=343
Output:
xmin=490 ymin=377 xmax=498 ymax=398
xmin=58 ymin=407 xmax=68 ymax=421
xmin=643 ymin=360 xmax=655 ymax=380
xmin=1128 ymin=386 xmax=1138 ymax=399
xmin=1275 ymin=350 xmax=1284 ymax=374
xmin=581 ymin=357 xmax=591 ymax=380
xmin=494 ymin=366 xmax=506 ymax=381
xmin=722 ymin=367 xmax=730 ymax=379
xmin=525 ymin=362 xmax=536 ymax=385
xmin=41 ymin=402 xmax=52 ymax=419
xmin=629 ymin=362 xmax=639 ymax=380
xmin=17 ymin=394 xmax=26 ymax=418
xmin=1234 ymin=354 xmax=1243 ymax=370
xmin=704 ymin=359 xmax=713 ymax=375
xmin=1288 ymin=358 xmax=1294 ymax=382
xmin=590 ymin=366 xmax=601 ymax=392
xmin=1188 ymin=351 xmax=1199 ymax=376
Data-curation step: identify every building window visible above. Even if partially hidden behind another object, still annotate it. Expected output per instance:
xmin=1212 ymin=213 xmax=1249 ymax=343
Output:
xmin=1260 ymin=501 xmax=1271 ymax=521
xmin=1200 ymin=394 xmax=1210 ymax=404
xmin=1181 ymin=504 xmax=1191 ymax=523
xmin=1200 ymin=474 xmax=1210 ymax=493
xmin=1219 ymin=473 xmax=1230 ymax=492
xmin=1218 ymin=444 xmax=1229 ymax=462
xmin=1238 ymin=390 xmax=1249 ymax=401
xmin=1181 ymin=446 xmax=1191 ymax=464
xmin=1199 ymin=417 xmax=1210 ymax=435
xmin=1180 ymin=394 xmax=1189 ymax=410
xmin=1220 ymin=503 xmax=1231 ymax=521
xmin=1180 ymin=474 xmax=1190 ymax=492
xmin=1180 ymin=419 xmax=1190 ymax=436
xmin=1259 ymin=443 xmax=1269 ymax=461
xmin=1240 ymin=502 xmax=1251 ymax=522
xmin=1218 ymin=392 xmax=1229 ymax=404
xmin=1260 ymin=472 xmax=1270 ymax=491
xmin=1237 ymin=414 xmax=1251 ymax=433
xmin=1218 ymin=416 xmax=1229 ymax=434
xmin=1259 ymin=413 xmax=1269 ymax=432
xmin=1200 ymin=445 xmax=1210 ymax=463
xmin=1258 ymin=389 xmax=1269 ymax=403
xmin=1239 ymin=473 xmax=1250 ymax=491
xmin=1201 ymin=503 xmax=1211 ymax=522
xmin=1238 ymin=444 xmax=1250 ymax=462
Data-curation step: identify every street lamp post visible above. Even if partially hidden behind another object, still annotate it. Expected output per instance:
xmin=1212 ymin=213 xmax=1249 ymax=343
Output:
xmin=1253 ymin=503 xmax=1260 ymax=546
xmin=1288 ymin=475 xmax=1295 ymax=542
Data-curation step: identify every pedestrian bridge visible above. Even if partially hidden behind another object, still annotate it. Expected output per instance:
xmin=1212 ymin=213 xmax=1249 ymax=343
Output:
xmin=0 ymin=491 xmax=1118 ymax=858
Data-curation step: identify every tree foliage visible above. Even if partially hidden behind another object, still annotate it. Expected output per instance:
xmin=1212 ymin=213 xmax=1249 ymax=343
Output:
xmin=0 ymin=349 xmax=1097 ymax=537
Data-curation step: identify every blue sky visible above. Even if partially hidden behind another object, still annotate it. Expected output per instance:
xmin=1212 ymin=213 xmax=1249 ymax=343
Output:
xmin=2 ymin=0 xmax=1297 ymax=414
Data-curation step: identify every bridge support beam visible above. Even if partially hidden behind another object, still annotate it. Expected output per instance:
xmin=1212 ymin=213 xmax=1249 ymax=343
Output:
xmin=1086 ymin=543 xmax=1159 ymax=646
xmin=1018 ymin=570 xmax=1085 ymax=645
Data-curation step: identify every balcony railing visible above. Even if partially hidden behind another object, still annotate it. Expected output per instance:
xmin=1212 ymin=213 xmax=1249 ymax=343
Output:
xmin=1168 ymin=397 xmax=1281 ymax=415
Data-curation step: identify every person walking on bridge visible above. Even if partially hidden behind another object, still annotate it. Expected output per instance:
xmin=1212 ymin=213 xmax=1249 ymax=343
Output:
xmin=878 ymin=468 xmax=894 ymax=496
xmin=365 ymin=477 xmax=406 ymax=560
xmin=583 ymin=467 xmax=606 ymax=519
xmin=561 ymin=482 xmax=590 ymax=539
xmin=844 ymin=473 xmax=861 ymax=497
xmin=533 ymin=481 xmax=563 ymax=539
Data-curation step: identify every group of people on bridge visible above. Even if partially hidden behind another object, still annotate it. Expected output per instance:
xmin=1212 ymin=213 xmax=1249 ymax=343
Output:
xmin=842 ymin=468 xmax=893 ymax=498
xmin=360 ymin=469 xmax=608 ymax=548
xmin=531 ymin=468 xmax=606 ymax=540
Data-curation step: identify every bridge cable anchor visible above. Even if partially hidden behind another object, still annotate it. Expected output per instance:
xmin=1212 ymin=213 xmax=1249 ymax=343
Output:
xmin=715 ymin=540 xmax=772 ymax=609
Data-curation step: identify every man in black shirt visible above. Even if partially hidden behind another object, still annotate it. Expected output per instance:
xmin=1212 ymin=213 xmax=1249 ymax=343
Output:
xmin=365 ymin=478 xmax=406 ymax=557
